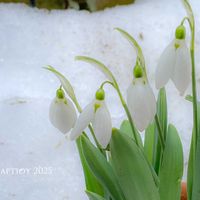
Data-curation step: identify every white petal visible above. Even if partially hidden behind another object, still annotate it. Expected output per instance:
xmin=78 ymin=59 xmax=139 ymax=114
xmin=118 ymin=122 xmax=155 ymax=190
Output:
xmin=172 ymin=41 xmax=191 ymax=95
xmin=127 ymin=79 xmax=156 ymax=131
xmin=144 ymin=84 xmax=157 ymax=122
xmin=93 ymin=102 xmax=112 ymax=148
xmin=69 ymin=101 xmax=94 ymax=140
xmin=49 ymin=98 xmax=77 ymax=134
xmin=155 ymin=40 xmax=176 ymax=89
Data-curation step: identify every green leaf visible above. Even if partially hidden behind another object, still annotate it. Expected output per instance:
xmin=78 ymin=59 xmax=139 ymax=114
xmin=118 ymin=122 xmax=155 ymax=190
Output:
xmin=144 ymin=123 xmax=155 ymax=164
xmin=192 ymin=136 xmax=200 ymax=200
xmin=185 ymin=95 xmax=200 ymax=200
xmin=115 ymin=28 xmax=145 ymax=69
xmin=159 ymin=124 xmax=183 ymax=200
xmin=191 ymin=102 xmax=200 ymax=200
xmin=45 ymin=66 xmax=79 ymax=106
xmin=110 ymin=129 xmax=160 ymax=200
xmin=120 ymin=120 xmax=143 ymax=148
xmin=80 ymin=135 xmax=125 ymax=200
xmin=75 ymin=56 xmax=115 ymax=83
xmin=86 ymin=191 xmax=106 ymax=200
xmin=157 ymin=88 xmax=168 ymax=139
xmin=154 ymin=88 xmax=168 ymax=174
xmin=76 ymin=138 xmax=104 ymax=196
xmin=187 ymin=131 xmax=195 ymax=200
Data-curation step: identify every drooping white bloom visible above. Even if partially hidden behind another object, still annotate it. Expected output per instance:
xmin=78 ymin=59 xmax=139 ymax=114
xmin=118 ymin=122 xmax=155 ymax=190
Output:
xmin=49 ymin=89 xmax=77 ymax=134
xmin=70 ymin=96 xmax=112 ymax=148
xmin=127 ymin=78 xmax=156 ymax=131
xmin=155 ymin=25 xmax=191 ymax=95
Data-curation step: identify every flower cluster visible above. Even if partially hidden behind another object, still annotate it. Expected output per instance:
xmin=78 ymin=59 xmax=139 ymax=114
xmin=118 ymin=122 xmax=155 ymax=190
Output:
xmin=49 ymin=23 xmax=191 ymax=148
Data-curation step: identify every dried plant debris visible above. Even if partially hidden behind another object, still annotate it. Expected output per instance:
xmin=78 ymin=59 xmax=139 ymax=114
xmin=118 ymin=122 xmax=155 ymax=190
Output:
xmin=0 ymin=0 xmax=134 ymax=11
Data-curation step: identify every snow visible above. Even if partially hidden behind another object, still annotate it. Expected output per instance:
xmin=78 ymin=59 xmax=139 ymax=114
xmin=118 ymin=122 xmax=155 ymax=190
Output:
xmin=0 ymin=0 xmax=200 ymax=199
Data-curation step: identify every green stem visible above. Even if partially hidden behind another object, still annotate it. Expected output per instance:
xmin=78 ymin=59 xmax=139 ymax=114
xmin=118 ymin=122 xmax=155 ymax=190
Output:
xmin=100 ymin=80 xmax=114 ymax=88
xmin=155 ymin=114 xmax=165 ymax=151
xmin=190 ymin=26 xmax=198 ymax=146
xmin=182 ymin=0 xmax=198 ymax=146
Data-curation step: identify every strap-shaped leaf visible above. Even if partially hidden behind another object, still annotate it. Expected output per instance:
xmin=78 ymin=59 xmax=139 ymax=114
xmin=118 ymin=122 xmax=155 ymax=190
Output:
xmin=120 ymin=120 xmax=143 ymax=148
xmin=144 ymin=123 xmax=156 ymax=164
xmin=190 ymin=102 xmax=200 ymax=200
xmin=115 ymin=28 xmax=145 ymax=69
xmin=76 ymin=138 xmax=104 ymax=196
xmin=80 ymin=135 xmax=125 ymax=200
xmin=110 ymin=129 xmax=160 ymax=200
xmin=45 ymin=66 xmax=78 ymax=105
xmin=187 ymin=131 xmax=195 ymax=200
xmin=192 ymin=135 xmax=200 ymax=200
xmin=157 ymin=88 xmax=168 ymax=139
xmin=86 ymin=191 xmax=106 ymax=200
xmin=154 ymin=88 xmax=168 ymax=174
xmin=75 ymin=56 xmax=115 ymax=83
xmin=159 ymin=124 xmax=183 ymax=200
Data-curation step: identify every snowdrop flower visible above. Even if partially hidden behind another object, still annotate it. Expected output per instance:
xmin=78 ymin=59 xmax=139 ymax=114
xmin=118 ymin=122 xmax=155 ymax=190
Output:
xmin=127 ymin=64 xmax=156 ymax=131
xmin=70 ymin=88 xmax=112 ymax=148
xmin=155 ymin=25 xmax=191 ymax=95
xmin=49 ymin=88 xmax=77 ymax=134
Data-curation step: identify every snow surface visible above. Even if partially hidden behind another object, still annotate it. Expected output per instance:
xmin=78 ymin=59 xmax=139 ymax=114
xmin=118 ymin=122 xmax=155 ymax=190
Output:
xmin=0 ymin=0 xmax=200 ymax=199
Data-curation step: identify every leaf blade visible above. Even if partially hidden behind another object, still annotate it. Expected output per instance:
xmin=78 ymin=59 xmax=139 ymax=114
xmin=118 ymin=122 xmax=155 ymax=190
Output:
xmin=80 ymin=135 xmax=125 ymax=200
xmin=110 ymin=129 xmax=160 ymax=200
xmin=159 ymin=124 xmax=184 ymax=200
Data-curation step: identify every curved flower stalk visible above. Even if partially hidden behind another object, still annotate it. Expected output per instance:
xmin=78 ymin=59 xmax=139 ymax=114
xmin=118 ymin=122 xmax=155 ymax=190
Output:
xmin=155 ymin=25 xmax=191 ymax=95
xmin=70 ymin=88 xmax=112 ymax=149
xmin=115 ymin=28 xmax=157 ymax=132
xmin=127 ymin=64 xmax=156 ymax=132
xmin=49 ymin=88 xmax=77 ymax=134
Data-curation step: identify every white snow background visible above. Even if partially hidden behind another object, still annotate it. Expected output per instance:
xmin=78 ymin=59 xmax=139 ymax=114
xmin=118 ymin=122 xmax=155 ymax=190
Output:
xmin=0 ymin=0 xmax=200 ymax=199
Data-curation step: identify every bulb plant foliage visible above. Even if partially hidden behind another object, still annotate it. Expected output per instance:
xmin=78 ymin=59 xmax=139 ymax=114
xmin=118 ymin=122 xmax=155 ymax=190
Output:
xmin=46 ymin=0 xmax=200 ymax=200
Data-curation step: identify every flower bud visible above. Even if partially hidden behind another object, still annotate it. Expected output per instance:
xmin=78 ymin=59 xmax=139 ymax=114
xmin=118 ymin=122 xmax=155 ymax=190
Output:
xmin=133 ymin=64 xmax=143 ymax=78
xmin=175 ymin=25 xmax=186 ymax=40
xmin=95 ymin=88 xmax=105 ymax=100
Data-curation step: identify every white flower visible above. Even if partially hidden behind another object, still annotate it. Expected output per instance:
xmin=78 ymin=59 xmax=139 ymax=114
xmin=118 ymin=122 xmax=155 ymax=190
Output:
xmin=70 ymin=99 xmax=112 ymax=148
xmin=127 ymin=78 xmax=156 ymax=131
xmin=155 ymin=38 xmax=191 ymax=95
xmin=49 ymin=89 xmax=77 ymax=134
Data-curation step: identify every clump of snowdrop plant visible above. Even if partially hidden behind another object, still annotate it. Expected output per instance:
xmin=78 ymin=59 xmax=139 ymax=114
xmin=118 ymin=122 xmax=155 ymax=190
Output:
xmin=46 ymin=1 xmax=200 ymax=200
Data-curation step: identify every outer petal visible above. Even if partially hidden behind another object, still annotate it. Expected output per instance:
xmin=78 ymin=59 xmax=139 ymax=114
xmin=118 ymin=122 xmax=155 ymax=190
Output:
xmin=144 ymin=83 xmax=157 ymax=123
xmin=69 ymin=101 xmax=94 ymax=140
xmin=172 ymin=40 xmax=191 ymax=95
xmin=127 ymin=79 xmax=153 ymax=131
xmin=127 ymin=79 xmax=149 ymax=131
xmin=49 ymin=97 xmax=77 ymax=134
xmin=93 ymin=102 xmax=112 ymax=148
xmin=155 ymin=40 xmax=176 ymax=89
